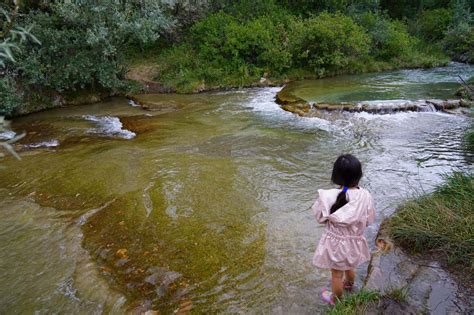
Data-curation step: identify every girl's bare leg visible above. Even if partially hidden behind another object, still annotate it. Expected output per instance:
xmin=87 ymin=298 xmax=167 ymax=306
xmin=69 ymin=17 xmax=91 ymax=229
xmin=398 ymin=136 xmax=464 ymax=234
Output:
xmin=331 ymin=269 xmax=344 ymax=298
xmin=344 ymin=269 xmax=355 ymax=286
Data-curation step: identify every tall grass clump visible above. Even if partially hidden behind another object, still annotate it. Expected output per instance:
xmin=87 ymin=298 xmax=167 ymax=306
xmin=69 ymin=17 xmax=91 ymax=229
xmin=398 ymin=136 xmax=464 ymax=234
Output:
xmin=327 ymin=290 xmax=380 ymax=315
xmin=387 ymin=172 xmax=474 ymax=270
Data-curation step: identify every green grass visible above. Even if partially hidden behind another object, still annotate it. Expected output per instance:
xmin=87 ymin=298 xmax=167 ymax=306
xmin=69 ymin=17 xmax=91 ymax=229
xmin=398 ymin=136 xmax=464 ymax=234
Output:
xmin=124 ymin=39 xmax=449 ymax=94
xmin=466 ymin=129 xmax=474 ymax=152
xmin=387 ymin=172 xmax=474 ymax=270
xmin=327 ymin=290 xmax=381 ymax=315
xmin=383 ymin=286 xmax=408 ymax=303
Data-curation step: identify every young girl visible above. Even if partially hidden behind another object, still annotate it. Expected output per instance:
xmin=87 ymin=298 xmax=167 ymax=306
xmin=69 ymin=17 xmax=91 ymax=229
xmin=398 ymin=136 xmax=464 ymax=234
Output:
xmin=312 ymin=154 xmax=375 ymax=305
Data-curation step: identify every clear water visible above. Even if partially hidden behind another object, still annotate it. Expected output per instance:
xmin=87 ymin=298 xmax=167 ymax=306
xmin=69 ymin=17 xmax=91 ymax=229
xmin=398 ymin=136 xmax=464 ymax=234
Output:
xmin=285 ymin=62 xmax=474 ymax=103
xmin=0 ymin=64 xmax=472 ymax=313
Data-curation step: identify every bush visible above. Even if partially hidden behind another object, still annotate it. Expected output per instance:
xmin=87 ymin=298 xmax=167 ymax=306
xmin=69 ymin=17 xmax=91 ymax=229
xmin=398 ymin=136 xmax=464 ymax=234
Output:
xmin=444 ymin=26 xmax=474 ymax=63
xmin=0 ymin=77 xmax=23 ymax=117
xmin=13 ymin=1 xmax=174 ymax=94
xmin=417 ymin=8 xmax=453 ymax=41
xmin=289 ymin=13 xmax=371 ymax=76
xmin=443 ymin=0 xmax=474 ymax=62
xmin=358 ymin=12 xmax=415 ymax=60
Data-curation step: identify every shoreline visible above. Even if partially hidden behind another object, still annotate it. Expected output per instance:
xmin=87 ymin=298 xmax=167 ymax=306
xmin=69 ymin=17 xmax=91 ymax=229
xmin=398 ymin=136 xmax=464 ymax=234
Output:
xmin=363 ymin=172 xmax=473 ymax=313
xmin=9 ymin=60 xmax=463 ymax=118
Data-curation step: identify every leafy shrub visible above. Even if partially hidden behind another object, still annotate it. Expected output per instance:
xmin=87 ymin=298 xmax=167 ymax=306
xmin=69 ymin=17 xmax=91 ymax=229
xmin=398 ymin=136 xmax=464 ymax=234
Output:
xmin=0 ymin=77 xmax=23 ymax=117
xmin=443 ymin=0 xmax=474 ymax=62
xmin=14 ymin=0 xmax=174 ymax=94
xmin=444 ymin=26 xmax=474 ymax=62
xmin=358 ymin=12 xmax=415 ymax=60
xmin=189 ymin=12 xmax=292 ymax=75
xmin=417 ymin=8 xmax=453 ymax=41
xmin=289 ymin=13 xmax=371 ymax=75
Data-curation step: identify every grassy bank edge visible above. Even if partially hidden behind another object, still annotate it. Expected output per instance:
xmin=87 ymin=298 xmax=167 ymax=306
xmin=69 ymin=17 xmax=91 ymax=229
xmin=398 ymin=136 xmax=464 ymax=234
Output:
xmin=325 ymin=287 xmax=409 ymax=314
xmin=385 ymin=171 xmax=473 ymax=274
xmin=127 ymin=53 xmax=450 ymax=94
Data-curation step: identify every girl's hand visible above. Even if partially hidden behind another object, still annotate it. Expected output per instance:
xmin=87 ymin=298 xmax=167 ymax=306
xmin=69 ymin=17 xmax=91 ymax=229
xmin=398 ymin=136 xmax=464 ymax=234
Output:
xmin=375 ymin=238 xmax=392 ymax=252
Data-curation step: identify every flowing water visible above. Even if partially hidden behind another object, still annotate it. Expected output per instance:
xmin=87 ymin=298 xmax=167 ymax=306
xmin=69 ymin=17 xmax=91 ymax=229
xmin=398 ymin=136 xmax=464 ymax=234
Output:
xmin=0 ymin=63 xmax=473 ymax=314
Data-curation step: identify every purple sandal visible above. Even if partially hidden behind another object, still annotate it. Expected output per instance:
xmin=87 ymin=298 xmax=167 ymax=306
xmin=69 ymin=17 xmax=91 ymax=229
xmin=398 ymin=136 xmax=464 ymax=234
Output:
xmin=321 ymin=288 xmax=335 ymax=305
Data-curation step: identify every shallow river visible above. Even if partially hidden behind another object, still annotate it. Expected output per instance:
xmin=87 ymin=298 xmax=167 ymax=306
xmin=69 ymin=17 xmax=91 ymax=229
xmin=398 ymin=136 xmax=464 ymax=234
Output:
xmin=0 ymin=63 xmax=473 ymax=314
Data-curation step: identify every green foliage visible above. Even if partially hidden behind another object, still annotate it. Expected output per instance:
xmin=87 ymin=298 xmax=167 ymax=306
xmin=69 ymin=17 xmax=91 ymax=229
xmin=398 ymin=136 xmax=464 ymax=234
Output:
xmin=153 ymin=7 xmax=449 ymax=92
xmin=416 ymin=8 xmax=453 ymax=41
xmin=381 ymin=0 xmax=453 ymax=19
xmin=19 ymin=1 xmax=173 ymax=91
xmin=278 ymin=0 xmax=380 ymax=16
xmin=289 ymin=13 xmax=370 ymax=76
xmin=388 ymin=172 xmax=474 ymax=269
xmin=443 ymin=1 xmax=474 ymax=62
xmin=327 ymin=289 xmax=381 ymax=314
xmin=0 ymin=77 xmax=22 ymax=116
xmin=1 ymin=1 xmax=40 ymax=116
xmin=223 ymin=0 xmax=288 ymax=20
xmin=3 ymin=0 xmax=175 ymax=114
xmin=357 ymin=12 xmax=415 ymax=60
xmin=3 ymin=0 xmax=468 ymax=114
xmin=383 ymin=286 xmax=408 ymax=303
xmin=466 ymin=129 xmax=474 ymax=151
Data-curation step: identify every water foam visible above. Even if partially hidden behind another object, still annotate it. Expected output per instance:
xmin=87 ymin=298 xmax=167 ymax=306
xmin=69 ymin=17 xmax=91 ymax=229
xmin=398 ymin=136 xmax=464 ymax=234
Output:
xmin=83 ymin=115 xmax=136 ymax=139
xmin=0 ymin=130 xmax=16 ymax=140
xmin=243 ymin=87 xmax=334 ymax=132
xmin=24 ymin=139 xmax=60 ymax=148
xmin=128 ymin=99 xmax=140 ymax=107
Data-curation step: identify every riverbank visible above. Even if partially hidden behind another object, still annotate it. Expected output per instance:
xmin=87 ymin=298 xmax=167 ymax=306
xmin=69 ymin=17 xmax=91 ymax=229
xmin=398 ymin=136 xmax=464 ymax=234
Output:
xmin=387 ymin=172 xmax=473 ymax=276
xmin=358 ymin=171 xmax=474 ymax=314
xmin=125 ymin=53 xmax=449 ymax=95
xmin=4 ymin=1 xmax=473 ymax=119
xmin=7 ymin=58 xmax=453 ymax=118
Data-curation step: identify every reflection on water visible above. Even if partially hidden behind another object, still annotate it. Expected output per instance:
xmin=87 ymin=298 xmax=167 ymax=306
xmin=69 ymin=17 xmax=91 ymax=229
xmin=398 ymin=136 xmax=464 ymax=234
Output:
xmin=0 ymin=64 xmax=473 ymax=313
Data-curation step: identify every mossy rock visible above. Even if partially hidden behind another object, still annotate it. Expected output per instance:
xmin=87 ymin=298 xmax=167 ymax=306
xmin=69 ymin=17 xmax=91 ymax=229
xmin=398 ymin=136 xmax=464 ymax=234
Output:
xmin=275 ymin=86 xmax=306 ymax=105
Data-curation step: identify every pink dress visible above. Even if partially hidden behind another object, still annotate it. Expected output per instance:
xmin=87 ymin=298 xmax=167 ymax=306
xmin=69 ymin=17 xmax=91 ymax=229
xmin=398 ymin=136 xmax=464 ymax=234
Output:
xmin=312 ymin=188 xmax=376 ymax=270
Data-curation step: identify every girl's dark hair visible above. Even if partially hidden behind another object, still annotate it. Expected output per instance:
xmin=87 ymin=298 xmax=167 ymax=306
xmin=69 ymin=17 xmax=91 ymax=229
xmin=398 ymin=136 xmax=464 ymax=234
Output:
xmin=330 ymin=154 xmax=363 ymax=214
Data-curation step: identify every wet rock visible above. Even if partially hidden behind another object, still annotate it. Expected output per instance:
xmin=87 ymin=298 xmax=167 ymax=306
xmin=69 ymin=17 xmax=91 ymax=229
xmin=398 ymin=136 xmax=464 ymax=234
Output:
xmin=275 ymin=87 xmax=307 ymax=106
xmin=426 ymin=99 xmax=461 ymax=110
xmin=363 ymin=224 xmax=471 ymax=314
xmin=281 ymin=103 xmax=311 ymax=116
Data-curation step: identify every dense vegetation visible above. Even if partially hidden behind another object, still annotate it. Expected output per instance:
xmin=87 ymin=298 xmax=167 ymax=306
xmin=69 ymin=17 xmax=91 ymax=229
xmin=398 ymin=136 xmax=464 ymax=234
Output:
xmin=387 ymin=172 xmax=473 ymax=271
xmin=1 ymin=0 xmax=473 ymax=115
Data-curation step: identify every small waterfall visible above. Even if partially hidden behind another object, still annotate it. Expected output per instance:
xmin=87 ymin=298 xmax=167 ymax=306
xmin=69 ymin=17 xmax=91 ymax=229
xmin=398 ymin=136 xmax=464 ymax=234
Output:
xmin=83 ymin=115 xmax=136 ymax=139
xmin=282 ymin=99 xmax=465 ymax=116
xmin=421 ymin=102 xmax=437 ymax=112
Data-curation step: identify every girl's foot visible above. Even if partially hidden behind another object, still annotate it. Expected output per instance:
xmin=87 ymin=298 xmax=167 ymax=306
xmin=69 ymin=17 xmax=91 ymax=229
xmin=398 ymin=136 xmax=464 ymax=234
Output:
xmin=321 ymin=288 xmax=335 ymax=305
xmin=343 ymin=280 xmax=354 ymax=293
